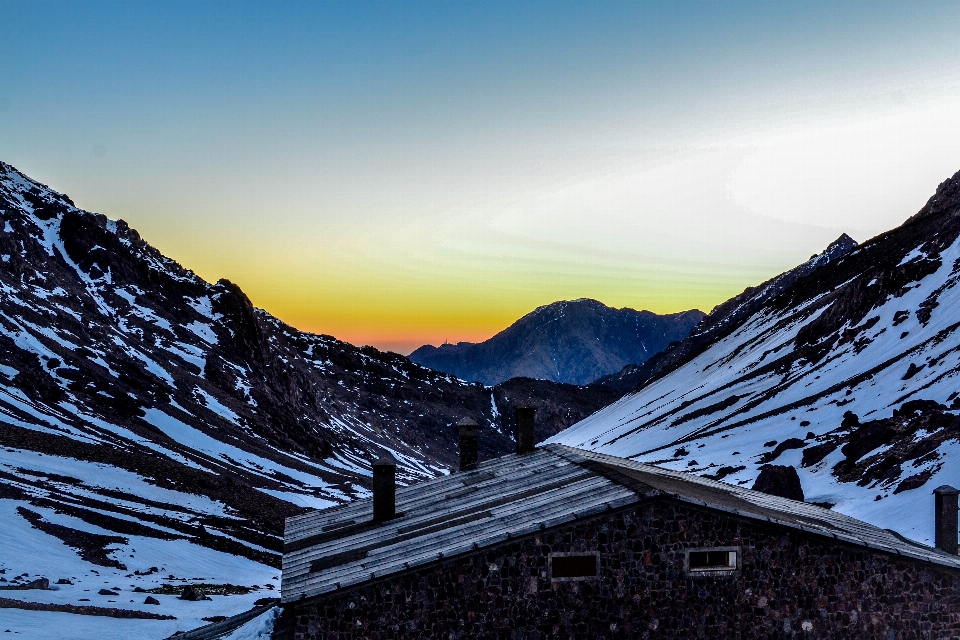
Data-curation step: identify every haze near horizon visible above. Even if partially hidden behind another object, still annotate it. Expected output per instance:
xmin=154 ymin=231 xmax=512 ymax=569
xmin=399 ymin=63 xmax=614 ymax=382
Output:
xmin=4 ymin=1 xmax=960 ymax=353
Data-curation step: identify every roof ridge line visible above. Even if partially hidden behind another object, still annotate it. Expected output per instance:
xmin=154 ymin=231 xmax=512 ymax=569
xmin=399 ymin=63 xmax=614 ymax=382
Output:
xmin=546 ymin=444 xmax=660 ymax=499
xmin=544 ymin=446 xmax=960 ymax=570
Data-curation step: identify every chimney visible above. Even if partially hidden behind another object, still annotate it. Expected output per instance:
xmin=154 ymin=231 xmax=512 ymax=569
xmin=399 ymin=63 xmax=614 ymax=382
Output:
xmin=934 ymin=485 xmax=959 ymax=554
xmin=457 ymin=418 xmax=478 ymax=472
xmin=372 ymin=454 xmax=397 ymax=523
xmin=515 ymin=407 xmax=536 ymax=455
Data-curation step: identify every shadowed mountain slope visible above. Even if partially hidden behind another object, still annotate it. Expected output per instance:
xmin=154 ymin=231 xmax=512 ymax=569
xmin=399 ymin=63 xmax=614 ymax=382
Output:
xmin=0 ymin=161 xmax=616 ymax=633
xmin=410 ymin=299 xmax=704 ymax=386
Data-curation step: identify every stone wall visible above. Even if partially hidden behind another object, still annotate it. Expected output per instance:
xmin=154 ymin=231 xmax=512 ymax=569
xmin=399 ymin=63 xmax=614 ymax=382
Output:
xmin=288 ymin=499 xmax=960 ymax=639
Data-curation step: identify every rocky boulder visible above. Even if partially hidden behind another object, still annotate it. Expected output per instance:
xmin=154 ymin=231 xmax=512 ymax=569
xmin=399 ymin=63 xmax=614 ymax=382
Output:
xmin=179 ymin=584 xmax=211 ymax=601
xmin=752 ymin=465 xmax=805 ymax=502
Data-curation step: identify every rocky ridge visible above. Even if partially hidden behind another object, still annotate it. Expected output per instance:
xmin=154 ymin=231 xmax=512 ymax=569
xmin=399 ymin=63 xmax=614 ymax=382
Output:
xmin=410 ymin=298 xmax=704 ymax=386
xmin=596 ymin=233 xmax=859 ymax=394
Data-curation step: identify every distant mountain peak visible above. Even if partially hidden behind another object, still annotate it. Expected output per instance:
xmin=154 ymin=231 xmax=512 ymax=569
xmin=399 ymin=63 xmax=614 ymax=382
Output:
xmin=410 ymin=299 xmax=704 ymax=386
xmin=528 ymin=298 xmax=605 ymax=315
xmin=822 ymin=232 xmax=857 ymax=256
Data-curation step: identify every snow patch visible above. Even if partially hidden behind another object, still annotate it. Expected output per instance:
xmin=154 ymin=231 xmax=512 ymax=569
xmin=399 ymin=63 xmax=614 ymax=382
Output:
xmin=196 ymin=387 xmax=240 ymax=425
xmin=220 ymin=607 xmax=282 ymax=640
xmin=898 ymin=247 xmax=927 ymax=266
xmin=186 ymin=320 xmax=218 ymax=344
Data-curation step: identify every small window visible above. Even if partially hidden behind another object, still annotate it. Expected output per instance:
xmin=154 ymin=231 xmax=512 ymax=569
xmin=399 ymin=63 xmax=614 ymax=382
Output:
xmin=689 ymin=550 xmax=736 ymax=569
xmin=549 ymin=552 xmax=598 ymax=581
xmin=686 ymin=547 xmax=739 ymax=574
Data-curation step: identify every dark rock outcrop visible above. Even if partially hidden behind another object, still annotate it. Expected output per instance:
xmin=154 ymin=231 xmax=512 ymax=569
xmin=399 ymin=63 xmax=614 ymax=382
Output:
xmin=752 ymin=465 xmax=804 ymax=501
xmin=179 ymin=584 xmax=210 ymax=601
xmin=490 ymin=377 xmax=621 ymax=442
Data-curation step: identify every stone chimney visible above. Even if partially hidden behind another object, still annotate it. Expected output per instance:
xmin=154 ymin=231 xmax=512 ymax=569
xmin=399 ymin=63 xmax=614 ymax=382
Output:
xmin=515 ymin=407 xmax=536 ymax=455
xmin=457 ymin=418 xmax=478 ymax=472
xmin=933 ymin=485 xmax=959 ymax=554
xmin=373 ymin=454 xmax=397 ymax=523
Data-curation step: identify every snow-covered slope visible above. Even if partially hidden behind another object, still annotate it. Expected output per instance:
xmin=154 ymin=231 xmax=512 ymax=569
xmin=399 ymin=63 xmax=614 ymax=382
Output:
xmin=550 ymin=169 xmax=960 ymax=547
xmin=0 ymin=161 xmax=616 ymax=637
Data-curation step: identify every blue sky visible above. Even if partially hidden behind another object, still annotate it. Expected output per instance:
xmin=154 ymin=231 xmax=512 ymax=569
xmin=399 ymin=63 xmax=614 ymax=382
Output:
xmin=4 ymin=1 xmax=960 ymax=352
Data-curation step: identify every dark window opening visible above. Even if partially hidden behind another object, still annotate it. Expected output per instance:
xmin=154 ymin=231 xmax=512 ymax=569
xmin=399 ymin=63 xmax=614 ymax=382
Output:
xmin=551 ymin=554 xmax=597 ymax=579
xmin=688 ymin=550 xmax=737 ymax=571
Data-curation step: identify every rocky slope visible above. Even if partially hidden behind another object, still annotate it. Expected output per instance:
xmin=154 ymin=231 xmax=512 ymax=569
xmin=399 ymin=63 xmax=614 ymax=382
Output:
xmin=0 ymin=161 xmax=615 ymax=636
xmin=409 ymin=299 xmax=704 ymax=386
xmin=550 ymin=169 xmax=960 ymax=546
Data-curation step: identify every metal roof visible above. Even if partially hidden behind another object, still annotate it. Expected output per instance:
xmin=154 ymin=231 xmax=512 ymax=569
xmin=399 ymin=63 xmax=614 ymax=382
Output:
xmin=282 ymin=444 xmax=960 ymax=603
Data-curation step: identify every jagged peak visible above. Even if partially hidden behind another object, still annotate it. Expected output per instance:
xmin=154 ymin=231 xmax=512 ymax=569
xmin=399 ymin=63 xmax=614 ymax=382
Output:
xmin=908 ymin=167 xmax=960 ymax=223
xmin=931 ymin=167 xmax=960 ymax=202
xmin=532 ymin=298 xmax=605 ymax=312
xmin=0 ymin=161 xmax=75 ymax=208
xmin=828 ymin=233 xmax=857 ymax=250
xmin=807 ymin=233 xmax=858 ymax=268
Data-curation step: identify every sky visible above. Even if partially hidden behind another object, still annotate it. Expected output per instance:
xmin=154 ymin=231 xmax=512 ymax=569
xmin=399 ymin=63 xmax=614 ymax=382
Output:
xmin=4 ymin=1 xmax=960 ymax=354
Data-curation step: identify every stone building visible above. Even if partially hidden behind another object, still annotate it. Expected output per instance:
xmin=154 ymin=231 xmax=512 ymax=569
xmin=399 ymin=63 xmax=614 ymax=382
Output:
xmin=280 ymin=419 xmax=960 ymax=639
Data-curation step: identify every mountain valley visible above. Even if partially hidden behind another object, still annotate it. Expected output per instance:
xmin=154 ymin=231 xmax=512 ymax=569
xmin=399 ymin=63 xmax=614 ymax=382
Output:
xmin=0 ymin=161 xmax=615 ymax=635
xmin=8 ymin=156 xmax=960 ymax=635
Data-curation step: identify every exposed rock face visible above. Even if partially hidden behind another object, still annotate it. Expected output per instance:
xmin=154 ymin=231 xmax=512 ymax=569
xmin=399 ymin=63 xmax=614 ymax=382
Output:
xmin=798 ymin=402 xmax=960 ymax=496
xmin=0 ymin=161 xmax=617 ymax=571
xmin=410 ymin=299 xmax=703 ymax=386
xmin=752 ymin=465 xmax=804 ymax=501
xmin=551 ymin=168 xmax=960 ymax=545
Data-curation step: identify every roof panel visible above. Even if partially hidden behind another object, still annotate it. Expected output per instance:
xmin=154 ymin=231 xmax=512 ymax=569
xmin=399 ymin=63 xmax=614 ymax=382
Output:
xmin=282 ymin=444 xmax=960 ymax=604
xmin=560 ymin=446 xmax=960 ymax=570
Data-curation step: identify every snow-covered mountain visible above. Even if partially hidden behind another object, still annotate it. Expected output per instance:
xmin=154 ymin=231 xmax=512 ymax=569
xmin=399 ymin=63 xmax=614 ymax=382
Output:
xmin=550 ymin=169 xmax=960 ymax=547
xmin=410 ymin=299 xmax=704 ymax=386
xmin=0 ymin=161 xmax=614 ymax=637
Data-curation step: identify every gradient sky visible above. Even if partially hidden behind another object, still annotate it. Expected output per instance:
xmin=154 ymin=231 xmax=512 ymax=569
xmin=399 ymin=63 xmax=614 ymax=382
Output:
xmin=4 ymin=1 xmax=960 ymax=353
